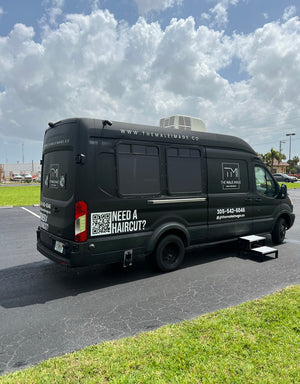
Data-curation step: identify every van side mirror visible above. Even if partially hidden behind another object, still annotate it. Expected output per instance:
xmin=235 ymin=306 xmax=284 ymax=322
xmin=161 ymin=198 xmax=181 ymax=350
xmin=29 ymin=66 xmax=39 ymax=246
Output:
xmin=278 ymin=184 xmax=287 ymax=199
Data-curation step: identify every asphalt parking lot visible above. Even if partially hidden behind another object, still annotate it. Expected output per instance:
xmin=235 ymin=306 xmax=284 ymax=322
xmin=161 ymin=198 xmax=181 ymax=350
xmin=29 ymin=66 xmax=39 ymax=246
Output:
xmin=0 ymin=189 xmax=299 ymax=374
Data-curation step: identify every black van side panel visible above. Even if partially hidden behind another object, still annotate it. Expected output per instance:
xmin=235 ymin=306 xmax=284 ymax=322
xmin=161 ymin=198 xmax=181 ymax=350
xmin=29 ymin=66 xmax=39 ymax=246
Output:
xmin=206 ymin=148 xmax=254 ymax=240
xmin=87 ymin=138 xmax=208 ymax=246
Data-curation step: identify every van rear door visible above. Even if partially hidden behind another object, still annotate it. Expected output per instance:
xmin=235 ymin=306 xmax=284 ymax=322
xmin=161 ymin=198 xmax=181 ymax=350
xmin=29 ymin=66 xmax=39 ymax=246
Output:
xmin=40 ymin=121 xmax=78 ymax=240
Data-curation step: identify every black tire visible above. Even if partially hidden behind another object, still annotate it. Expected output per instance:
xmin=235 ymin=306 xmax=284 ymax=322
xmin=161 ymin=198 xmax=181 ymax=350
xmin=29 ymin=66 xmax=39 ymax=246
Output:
xmin=155 ymin=235 xmax=185 ymax=272
xmin=271 ymin=217 xmax=287 ymax=244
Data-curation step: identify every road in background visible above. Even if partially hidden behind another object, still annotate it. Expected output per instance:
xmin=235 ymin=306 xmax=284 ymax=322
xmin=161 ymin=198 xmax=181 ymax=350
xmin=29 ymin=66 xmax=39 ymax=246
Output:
xmin=0 ymin=190 xmax=299 ymax=374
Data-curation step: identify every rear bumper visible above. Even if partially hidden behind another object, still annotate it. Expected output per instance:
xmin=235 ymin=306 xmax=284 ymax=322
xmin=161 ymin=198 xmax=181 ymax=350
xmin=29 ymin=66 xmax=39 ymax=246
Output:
xmin=37 ymin=227 xmax=77 ymax=266
xmin=37 ymin=239 xmax=73 ymax=266
xmin=36 ymin=227 xmax=146 ymax=267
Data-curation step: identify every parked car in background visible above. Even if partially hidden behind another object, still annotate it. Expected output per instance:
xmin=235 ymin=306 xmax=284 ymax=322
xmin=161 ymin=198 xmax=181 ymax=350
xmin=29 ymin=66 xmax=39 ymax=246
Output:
xmin=288 ymin=175 xmax=298 ymax=182
xmin=10 ymin=172 xmax=22 ymax=181
xmin=32 ymin=174 xmax=41 ymax=182
xmin=273 ymin=173 xmax=297 ymax=183
xmin=23 ymin=173 xmax=32 ymax=183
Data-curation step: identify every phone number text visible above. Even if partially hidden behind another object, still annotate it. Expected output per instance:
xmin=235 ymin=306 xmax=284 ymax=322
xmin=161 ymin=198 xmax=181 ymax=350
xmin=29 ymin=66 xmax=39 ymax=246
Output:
xmin=216 ymin=207 xmax=246 ymax=215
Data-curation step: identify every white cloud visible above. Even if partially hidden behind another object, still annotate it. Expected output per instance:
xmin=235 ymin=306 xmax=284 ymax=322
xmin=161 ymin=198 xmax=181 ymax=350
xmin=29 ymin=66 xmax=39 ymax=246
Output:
xmin=41 ymin=0 xmax=65 ymax=26
xmin=135 ymin=0 xmax=183 ymax=15
xmin=0 ymin=7 xmax=4 ymax=15
xmin=150 ymin=17 xmax=231 ymax=100
xmin=0 ymin=7 xmax=299 ymax=157
xmin=210 ymin=1 xmax=228 ymax=28
xmin=234 ymin=18 xmax=300 ymax=108
xmin=283 ymin=5 xmax=296 ymax=22
xmin=204 ymin=0 xmax=241 ymax=28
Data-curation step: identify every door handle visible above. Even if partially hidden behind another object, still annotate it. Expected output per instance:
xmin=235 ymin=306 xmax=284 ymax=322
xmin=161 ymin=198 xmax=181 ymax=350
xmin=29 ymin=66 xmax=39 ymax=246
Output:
xmin=255 ymin=198 xmax=262 ymax=202
xmin=244 ymin=198 xmax=253 ymax=202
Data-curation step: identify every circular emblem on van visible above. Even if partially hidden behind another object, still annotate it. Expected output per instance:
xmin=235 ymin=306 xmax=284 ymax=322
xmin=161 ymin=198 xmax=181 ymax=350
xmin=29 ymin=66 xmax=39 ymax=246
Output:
xmin=59 ymin=175 xmax=65 ymax=188
xmin=45 ymin=174 xmax=49 ymax=187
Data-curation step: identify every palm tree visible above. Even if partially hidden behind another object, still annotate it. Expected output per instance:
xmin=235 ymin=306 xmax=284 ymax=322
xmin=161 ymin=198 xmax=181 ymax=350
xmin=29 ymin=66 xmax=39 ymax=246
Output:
xmin=287 ymin=156 xmax=300 ymax=173
xmin=264 ymin=148 xmax=286 ymax=173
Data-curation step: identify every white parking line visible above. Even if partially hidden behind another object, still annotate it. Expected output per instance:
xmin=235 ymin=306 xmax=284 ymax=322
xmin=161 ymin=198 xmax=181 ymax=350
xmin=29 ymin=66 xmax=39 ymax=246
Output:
xmin=21 ymin=206 xmax=40 ymax=219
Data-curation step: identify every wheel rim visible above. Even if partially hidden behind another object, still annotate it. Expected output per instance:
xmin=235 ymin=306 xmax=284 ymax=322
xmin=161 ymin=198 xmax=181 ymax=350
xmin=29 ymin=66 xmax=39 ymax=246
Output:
xmin=280 ymin=222 xmax=286 ymax=240
xmin=162 ymin=243 xmax=179 ymax=265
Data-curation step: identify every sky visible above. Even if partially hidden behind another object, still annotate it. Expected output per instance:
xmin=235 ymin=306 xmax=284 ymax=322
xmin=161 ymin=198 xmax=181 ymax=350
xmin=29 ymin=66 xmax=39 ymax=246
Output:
xmin=0 ymin=0 xmax=299 ymax=164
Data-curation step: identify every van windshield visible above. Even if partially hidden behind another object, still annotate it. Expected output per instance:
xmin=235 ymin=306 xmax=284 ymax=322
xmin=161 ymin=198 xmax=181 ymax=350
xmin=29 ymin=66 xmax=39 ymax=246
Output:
xmin=42 ymin=150 xmax=74 ymax=200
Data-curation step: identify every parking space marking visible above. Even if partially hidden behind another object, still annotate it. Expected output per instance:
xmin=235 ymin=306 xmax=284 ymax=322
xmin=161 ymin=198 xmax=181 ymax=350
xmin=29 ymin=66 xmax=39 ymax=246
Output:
xmin=21 ymin=206 xmax=40 ymax=219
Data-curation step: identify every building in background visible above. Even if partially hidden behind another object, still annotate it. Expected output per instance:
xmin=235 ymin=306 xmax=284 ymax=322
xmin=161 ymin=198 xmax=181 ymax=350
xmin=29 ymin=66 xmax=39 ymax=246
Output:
xmin=1 ymin=162 xmax=41 ymax=181
xmin=159 ymin=115 xmax=206 ymax=132
xmin=272 ymin=160 xmax=289 ymax=174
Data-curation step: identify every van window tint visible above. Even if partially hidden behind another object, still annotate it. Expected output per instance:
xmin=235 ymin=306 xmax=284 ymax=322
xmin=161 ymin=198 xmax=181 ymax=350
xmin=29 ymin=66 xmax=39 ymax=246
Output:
xmin=207 ymin=159 xmax=248 ymax=193
xmin=98 ymin=153 xmax=117 ymax=196
xmin=255 ymin=166 xmax=277 ymax=197
xmin=167 ymin=148 xmax=201 ymax=194
xmin=118 ymin=144 xmax=130 ymax=153
xmin=117 ymin=144 xmax=160 ymax=196
xmin=132 ymin=145 xmax=146 ymax=155
xmin=42 ymin=150 xmax=74 ymax=200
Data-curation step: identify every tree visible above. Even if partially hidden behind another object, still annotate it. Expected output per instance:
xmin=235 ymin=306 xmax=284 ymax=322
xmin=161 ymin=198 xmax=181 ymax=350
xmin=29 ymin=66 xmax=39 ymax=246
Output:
xmin=0 ymin=164 xmax=3 ymax=182
xmin=287 ymin=156 xmax=300 ymax=174
xmin=263 ymin=148 xmax=286 ymax=172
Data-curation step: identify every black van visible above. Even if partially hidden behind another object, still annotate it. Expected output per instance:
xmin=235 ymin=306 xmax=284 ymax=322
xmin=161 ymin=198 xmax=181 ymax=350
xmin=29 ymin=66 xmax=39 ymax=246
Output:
xmin=37 ymin=118 xmax=295 ymax=272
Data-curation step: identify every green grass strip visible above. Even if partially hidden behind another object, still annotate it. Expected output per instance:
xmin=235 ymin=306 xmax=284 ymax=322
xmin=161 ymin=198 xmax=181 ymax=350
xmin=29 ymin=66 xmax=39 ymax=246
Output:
xmin=278 ymin=182 xmax=300 ymax=189
xmin=281 ymin=182 xmax=300 ymax=189
xmin=0 ymin=186 xmax=40 ymax=206
xmin=1 ymin=286 xmax=299 ymax=384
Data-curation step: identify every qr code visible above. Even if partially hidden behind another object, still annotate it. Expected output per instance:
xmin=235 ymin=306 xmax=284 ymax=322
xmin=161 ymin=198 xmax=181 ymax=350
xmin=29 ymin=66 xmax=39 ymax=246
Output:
xmin=91 ymin=212 xmax=112 ymax=236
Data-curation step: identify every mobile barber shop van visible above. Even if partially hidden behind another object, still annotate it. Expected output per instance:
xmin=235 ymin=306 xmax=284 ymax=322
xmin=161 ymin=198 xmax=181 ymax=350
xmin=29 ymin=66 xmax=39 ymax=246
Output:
xmin=37 ymin=118 xmax=295 ymax=272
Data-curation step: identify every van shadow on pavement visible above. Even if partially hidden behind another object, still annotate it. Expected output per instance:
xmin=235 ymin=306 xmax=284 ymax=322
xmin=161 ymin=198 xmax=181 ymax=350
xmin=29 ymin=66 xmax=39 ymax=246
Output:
xmin=0 ymin=239 xmax=277 ymax=310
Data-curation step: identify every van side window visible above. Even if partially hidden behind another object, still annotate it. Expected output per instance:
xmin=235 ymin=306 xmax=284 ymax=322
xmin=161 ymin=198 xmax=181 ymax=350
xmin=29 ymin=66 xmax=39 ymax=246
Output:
xmin=117 ymin=144 xmax=160 ymax=196
xmin=167 ymin=147 xmax=201 ymax=194
xmin=255 ymin=166 xmax=277 ymax=197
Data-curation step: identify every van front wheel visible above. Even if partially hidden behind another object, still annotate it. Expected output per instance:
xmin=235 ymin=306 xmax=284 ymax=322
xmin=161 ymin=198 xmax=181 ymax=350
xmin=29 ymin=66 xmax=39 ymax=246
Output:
xmin=155 ymin=235 xmax=185 ymax=272
xmin=271 ymin=217 xmax=287 ymax=244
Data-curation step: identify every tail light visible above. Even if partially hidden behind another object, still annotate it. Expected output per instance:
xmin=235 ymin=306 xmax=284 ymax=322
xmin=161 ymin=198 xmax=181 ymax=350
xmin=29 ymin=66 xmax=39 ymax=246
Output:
xmin=75 ymin=201 xmax=87 ymax=242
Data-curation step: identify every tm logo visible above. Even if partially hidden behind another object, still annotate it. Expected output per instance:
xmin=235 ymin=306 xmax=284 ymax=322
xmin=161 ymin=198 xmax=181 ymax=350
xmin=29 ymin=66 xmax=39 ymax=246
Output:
xmin=222 ymin=163 xmax=241 ymax=190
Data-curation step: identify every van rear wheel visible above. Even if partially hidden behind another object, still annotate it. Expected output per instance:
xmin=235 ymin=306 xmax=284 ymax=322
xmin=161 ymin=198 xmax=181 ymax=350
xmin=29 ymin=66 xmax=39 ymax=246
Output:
xmin=155 ymin=235 xmax=185 ymax=272
xmin=271 ymin=217 xmax=287 ymax=244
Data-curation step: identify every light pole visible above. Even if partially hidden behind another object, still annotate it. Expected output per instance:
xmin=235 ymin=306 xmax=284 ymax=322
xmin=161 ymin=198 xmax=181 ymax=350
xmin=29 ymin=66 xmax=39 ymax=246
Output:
xmin=286 ymin=133 xmax=296 ymax=161
xmin=279 ymin=140 xmax=285 ymax=153
xmin=22 ymin=142 xmax=24 ymax=163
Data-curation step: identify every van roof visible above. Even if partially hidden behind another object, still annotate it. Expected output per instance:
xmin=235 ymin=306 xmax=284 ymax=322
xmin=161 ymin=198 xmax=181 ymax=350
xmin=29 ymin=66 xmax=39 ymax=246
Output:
xmin=47 ymin=118 xmax=257 ymax=155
